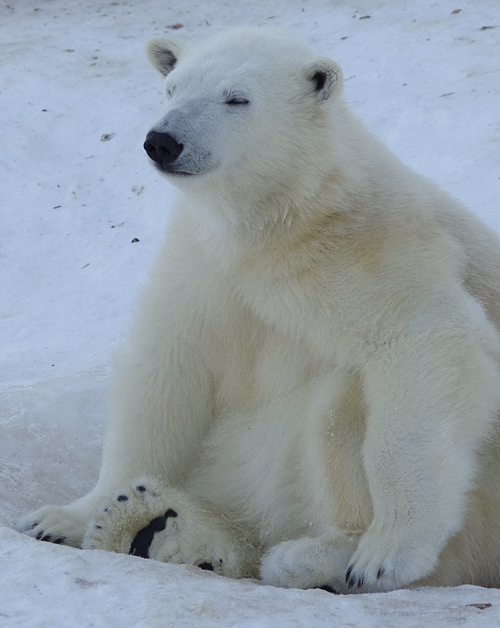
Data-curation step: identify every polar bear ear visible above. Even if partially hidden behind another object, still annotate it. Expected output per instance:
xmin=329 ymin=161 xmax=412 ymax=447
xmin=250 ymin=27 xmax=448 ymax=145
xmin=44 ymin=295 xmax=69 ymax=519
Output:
xmin=305 ymin=58 xmax=343 ymax=103
xmin=145 ymin=37 xmax=185 ymax=77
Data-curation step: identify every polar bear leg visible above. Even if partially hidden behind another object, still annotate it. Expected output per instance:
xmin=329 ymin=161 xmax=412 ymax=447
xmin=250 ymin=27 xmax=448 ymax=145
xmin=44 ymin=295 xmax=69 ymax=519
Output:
xmin=82 ymin=478 xmax=261 ymax=579
xmin=260 ymin=535 xmax=362 ymax=594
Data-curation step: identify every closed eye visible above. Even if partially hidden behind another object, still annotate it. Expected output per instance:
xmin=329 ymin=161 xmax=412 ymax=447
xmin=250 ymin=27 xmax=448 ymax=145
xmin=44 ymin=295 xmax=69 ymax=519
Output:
xmin=225 ymin=97 xmax=250 ymax=105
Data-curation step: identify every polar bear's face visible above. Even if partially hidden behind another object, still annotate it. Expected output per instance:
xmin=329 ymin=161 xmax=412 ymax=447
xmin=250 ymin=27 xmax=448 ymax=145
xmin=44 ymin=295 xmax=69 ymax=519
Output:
xmin=144 ymin=29 xmax=342 ymax=195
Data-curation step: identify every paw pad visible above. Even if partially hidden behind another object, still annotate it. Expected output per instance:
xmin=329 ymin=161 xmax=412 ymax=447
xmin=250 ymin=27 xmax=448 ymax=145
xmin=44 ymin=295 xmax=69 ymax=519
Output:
xmin=117 ymin=495 xmax=128 ymax=502
xmin=129 ymin=509 xmax=178 ymax=559
xmin=198 ymin=562 xmax=214 ymax=571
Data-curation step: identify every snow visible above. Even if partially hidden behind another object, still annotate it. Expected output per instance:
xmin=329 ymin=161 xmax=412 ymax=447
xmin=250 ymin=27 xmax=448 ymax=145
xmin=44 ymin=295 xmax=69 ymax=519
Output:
xmin=1 ymin=0 xmax=499 ymax=625
xmin=2 ymin=526 xmax=498 ymax=628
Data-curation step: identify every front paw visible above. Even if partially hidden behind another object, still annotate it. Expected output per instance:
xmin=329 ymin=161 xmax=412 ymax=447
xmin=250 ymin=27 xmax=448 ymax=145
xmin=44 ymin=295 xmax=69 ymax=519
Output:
xmin=345 ymin=525 xmax=440 ymax=591
xmin=260 ymin=536 xmax=358 ymax=593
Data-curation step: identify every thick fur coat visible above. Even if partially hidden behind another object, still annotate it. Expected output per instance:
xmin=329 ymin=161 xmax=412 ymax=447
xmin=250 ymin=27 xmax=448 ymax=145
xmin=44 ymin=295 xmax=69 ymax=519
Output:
xmin=18 ymin=28 xmax=500 ymax=594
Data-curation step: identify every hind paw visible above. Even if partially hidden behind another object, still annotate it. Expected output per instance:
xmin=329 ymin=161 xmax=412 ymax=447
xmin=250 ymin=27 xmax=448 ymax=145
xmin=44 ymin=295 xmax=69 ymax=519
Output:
xmin=82 ymin=478 xmax=172 ymax=555
xmin=82 ymin=478 xmax=261 ymax=579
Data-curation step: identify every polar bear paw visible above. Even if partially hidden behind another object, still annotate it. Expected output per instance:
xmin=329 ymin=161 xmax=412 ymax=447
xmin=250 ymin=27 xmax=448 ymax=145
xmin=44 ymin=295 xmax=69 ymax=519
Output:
xmin=344 ymin=524 xmax=437 ymax=591
xmin=17 ymin=505 xmax=88 ymax=548
xmin=82 ymin=478 xmax=261 ymax=579
xmin=82 ymin=479 xmax=172 ymax=556
xmin=260 ymin=535 xmax=360 ymax=594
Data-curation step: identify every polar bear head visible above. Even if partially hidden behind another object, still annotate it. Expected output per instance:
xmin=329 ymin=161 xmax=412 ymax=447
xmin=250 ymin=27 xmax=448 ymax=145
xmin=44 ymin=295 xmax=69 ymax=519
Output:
xmin=144 ymin=28 xmax=343 ymax=204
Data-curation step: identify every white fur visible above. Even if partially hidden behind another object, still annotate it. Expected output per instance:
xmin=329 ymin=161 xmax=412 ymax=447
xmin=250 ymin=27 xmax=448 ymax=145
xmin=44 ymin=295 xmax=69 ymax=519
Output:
xmin=18 ymin=28 xmax=500 ymax=593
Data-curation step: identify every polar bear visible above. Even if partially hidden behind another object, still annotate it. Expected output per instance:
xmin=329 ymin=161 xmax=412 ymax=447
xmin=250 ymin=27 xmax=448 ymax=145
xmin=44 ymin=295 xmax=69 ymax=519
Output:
xmin=18 ymin=28 xmax=500 ymax=594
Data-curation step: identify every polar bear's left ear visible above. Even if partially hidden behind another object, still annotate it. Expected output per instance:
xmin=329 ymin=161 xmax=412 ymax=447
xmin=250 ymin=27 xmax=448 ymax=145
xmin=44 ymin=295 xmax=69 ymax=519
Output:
xmin=305 ymin=58 xmax=343 ymax=103
xmin=145 ymin=36 xmax=186 ymax=77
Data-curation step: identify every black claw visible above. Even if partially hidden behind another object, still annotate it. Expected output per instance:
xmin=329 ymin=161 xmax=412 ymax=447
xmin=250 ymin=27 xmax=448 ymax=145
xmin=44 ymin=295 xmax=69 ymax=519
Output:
xmin=117 ymin=495 xmax=128 ymax=502
xmin=377 ymin=567 xmax=385 ymax=580
xmin=317 ymin=585 xmax=337 ymax=594
xmin=345 ymin=566 xmax=353 ymax=584
xmin=347 ymin=576 xmax=356 ymax=590
xmin=41 ymin=534 xmax=52 ymax=542
xmin=29 ymin=521 xmax=39 ymax=531
xmin=198 ymin=562 xmax=214 ymax=571
xmin=357 ymin=577 xmax=364 ymax=589
xmin=136 ymin=485 xmax=146 ymax=493
xmin=53 ymin=537 xmax=66 ymax=544
xmin=36 ymin=531 xmax=44 ymax=540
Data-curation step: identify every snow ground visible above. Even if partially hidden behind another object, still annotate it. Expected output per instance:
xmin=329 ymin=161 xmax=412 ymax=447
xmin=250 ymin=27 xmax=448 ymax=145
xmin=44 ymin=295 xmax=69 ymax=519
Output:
xmin=1 ymin=0 xmax=499 ymax=625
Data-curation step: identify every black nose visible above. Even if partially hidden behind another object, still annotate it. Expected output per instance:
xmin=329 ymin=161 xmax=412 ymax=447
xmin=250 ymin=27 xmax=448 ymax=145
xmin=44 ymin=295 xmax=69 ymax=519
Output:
xmin=144 ymin=131 xmax=183 ymax=167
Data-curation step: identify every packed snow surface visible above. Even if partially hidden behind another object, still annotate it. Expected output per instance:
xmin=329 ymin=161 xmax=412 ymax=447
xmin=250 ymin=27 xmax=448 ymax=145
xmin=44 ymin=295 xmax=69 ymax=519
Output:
xmin=1 ymin=0 xmax=499 ymax=625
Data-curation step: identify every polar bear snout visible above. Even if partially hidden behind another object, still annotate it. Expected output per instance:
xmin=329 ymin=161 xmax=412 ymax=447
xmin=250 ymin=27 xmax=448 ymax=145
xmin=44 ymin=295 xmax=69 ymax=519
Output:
xmin=144 ymin=130 xmax=184 ymax=171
